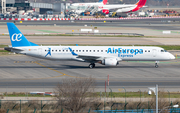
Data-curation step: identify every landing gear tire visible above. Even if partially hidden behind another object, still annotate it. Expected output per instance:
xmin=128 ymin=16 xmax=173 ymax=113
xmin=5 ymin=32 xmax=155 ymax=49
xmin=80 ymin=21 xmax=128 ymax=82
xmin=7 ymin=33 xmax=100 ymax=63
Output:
xmin=155 ymin=63 xmax=158 ymax=68
xmin=89 ymin=63 xmax=95 ymax=69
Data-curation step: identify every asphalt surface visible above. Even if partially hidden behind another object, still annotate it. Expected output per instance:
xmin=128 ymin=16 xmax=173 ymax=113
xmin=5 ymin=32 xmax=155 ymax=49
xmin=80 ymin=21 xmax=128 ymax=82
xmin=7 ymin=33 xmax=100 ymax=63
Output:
xmin=0 ymin=55 xmax=180 ymax=92
xmin=0 ymin=18 xmax=180 ymax=92
xmin=0 ymin=18 xmax=180 ymax=30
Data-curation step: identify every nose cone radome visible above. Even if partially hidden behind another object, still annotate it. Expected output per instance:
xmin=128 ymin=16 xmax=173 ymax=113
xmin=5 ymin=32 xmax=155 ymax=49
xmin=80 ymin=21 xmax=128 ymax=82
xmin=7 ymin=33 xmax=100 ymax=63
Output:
xmin=169 ymin=54 xmax=175 ymax=60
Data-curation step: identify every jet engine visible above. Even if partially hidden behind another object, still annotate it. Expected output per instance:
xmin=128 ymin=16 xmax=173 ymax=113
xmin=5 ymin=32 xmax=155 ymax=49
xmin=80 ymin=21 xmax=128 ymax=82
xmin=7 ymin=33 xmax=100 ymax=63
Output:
xmin=101 ymin=58 xmax=119 ymax=66
xmin=102 ymin=9 xmax=109 ymax=14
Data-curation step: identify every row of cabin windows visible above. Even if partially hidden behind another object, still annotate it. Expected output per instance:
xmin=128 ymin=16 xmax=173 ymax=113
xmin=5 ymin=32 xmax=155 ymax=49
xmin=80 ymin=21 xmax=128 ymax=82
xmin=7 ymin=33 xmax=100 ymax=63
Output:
xmin=45 ymin=49 xmax=151 ymax=53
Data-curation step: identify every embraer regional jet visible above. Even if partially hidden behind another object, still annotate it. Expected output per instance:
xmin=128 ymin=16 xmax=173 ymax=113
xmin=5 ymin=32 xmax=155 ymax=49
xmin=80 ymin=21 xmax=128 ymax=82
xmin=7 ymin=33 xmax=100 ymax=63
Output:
xmin=5 ymin=23 xmax=175 ymax=68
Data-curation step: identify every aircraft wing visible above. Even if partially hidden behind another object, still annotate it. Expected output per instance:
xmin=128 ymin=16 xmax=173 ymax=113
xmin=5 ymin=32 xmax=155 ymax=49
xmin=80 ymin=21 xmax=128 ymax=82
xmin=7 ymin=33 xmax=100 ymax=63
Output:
xmin=76 ymin=55 xmax=102 ymax=62
xmin=69 ymin=47 xmax=121 ymax=62
xmin=69 ymin=47 xmax=103 ymax=62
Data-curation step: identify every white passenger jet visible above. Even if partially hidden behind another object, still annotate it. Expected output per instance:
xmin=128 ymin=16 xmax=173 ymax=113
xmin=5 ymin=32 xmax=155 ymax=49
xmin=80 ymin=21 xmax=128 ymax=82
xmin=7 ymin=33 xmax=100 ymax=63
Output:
xmin=71 ymin=0 xmax=108 ymax=6
xmin=99 ymin=0 xmax=147 ymax=14
xmin=5 ymin=23 xmax=175 ymax=68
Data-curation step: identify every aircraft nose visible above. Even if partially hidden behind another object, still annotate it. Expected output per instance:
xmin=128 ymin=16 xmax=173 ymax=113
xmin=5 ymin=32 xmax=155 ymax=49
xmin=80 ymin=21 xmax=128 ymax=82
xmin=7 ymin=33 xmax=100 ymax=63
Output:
xmin=169 ymin=53 xmax=175 ymax=59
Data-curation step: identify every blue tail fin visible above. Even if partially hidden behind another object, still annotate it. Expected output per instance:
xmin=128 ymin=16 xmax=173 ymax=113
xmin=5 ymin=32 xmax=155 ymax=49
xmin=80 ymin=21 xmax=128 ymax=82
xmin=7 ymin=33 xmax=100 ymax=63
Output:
xmin=7 ymin=23 xmax=38 ymax=47
xmin=98 ymin=0 xmax=103 ymax=2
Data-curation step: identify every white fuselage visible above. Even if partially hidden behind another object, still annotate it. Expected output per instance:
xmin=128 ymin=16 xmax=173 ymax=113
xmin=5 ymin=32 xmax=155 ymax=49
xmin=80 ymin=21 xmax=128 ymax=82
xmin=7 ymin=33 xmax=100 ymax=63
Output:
xmin=14 ymin=46 xmax=175 ymax=62
xmin=71 ymin=2 xmax=104 ymax=6
xmin=70 ymin=3 xmax=137 ymax=13
xmin=97 ymin=4 xmax=137 ymax=12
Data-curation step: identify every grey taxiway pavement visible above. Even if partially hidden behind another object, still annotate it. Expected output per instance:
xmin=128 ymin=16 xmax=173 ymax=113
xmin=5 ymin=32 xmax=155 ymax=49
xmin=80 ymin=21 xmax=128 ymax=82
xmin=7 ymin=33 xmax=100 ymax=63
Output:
xmin=1 ymin=18 xmax=180 ymax=92
xmin=1 ymin=18 xmax=180 ymax=30
xmin=0 ymin=55 xmax=180 ymax=92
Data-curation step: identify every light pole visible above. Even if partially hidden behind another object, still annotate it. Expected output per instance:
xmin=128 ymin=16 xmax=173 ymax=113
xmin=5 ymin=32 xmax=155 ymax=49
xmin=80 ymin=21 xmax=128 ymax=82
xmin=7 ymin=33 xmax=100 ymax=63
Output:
xmin=148 ymin=84 xmax=158 ymax=113
xmin=156 ymin=84 xmax=158 ymax=113
xmin=123 ymin=87 xmax=126 ymax=104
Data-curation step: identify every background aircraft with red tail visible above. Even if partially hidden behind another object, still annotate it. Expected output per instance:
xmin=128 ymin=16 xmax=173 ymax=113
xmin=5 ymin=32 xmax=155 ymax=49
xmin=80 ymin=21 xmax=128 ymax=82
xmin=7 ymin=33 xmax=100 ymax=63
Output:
xmin=98 ymin=0 xmax=147 ymax=14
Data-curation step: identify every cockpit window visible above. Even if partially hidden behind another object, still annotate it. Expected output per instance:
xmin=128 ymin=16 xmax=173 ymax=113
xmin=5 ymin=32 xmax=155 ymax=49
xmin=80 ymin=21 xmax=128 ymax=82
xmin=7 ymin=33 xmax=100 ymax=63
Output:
xmin=161 ymin=49 xmax=167 ymax=52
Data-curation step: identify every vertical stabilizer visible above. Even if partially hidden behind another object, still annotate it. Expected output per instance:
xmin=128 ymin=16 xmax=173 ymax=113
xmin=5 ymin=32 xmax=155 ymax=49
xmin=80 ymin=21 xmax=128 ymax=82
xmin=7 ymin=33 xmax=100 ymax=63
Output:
xmin=137 ymin=0 xmax=147 ymax=7
xmin=7 ymin=23 xmax=38 ymax=47
xmin=98 ymin=0 xmax=103 ymax=3
xmin=103 ymin=0 xmax=108 ymax=5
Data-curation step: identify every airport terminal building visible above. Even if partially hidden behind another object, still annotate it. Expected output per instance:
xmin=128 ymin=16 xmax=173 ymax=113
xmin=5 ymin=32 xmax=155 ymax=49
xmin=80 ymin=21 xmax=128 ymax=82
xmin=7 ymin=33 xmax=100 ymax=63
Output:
xmin=0 ymin=0 xmax=66 ymax=14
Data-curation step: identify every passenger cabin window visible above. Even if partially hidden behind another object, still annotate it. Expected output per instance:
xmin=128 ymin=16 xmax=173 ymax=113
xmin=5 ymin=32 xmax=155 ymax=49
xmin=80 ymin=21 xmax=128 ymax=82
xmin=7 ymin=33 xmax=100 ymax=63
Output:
xmin=59 ymin=50 xmax=61 ymax=52
xmin=83 ymin=50 xmax=84 ymax=52
xmin=79 ymin=50 xmax=81 ymax=52
xmin=94 ymin=50 xmax=95 ymax=52
xmin=66 ymin=50 xmax=68 ymax=52
xmin=90 ymin=50 xmax=91 ymax=52
xmin=97 ymin=50 xmax=99 ymax=52
xmin=76 ymin=50 xmax=78 ymax=52
xmin=145 ymin=50 xmax=147 ymax=52
xmin=106 ymin=50 xmax=107 ymax=52
xmin=101 ymin=50 xmax=103 ymax=52
xmin=86 ymin=50 xmax=88 ymax=52
xmin=56 ymin=50 xmax=57 ymax=52
xmin=148 ymin=50 xmax=150 ymax=52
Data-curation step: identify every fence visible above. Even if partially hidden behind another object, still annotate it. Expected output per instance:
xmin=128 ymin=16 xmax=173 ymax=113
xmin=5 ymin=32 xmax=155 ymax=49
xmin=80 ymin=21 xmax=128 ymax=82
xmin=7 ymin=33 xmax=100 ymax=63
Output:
xmin=0 ymin=99 xmax=179 ymax=113
xmin=95 ymin=109 xmax=180 ymax=113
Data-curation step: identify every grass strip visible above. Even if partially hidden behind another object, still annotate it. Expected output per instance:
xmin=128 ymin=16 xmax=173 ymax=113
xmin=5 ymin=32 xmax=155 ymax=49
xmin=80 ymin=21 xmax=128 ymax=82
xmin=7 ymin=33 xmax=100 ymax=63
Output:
xmin=2 ymin=92 xmax=180 ymax=98
xmin=97 ymin=92 xmax=180 ymax=98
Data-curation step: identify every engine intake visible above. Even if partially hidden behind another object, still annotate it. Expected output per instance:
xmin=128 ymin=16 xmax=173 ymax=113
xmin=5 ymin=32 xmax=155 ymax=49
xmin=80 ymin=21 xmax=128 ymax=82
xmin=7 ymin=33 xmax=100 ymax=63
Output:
xmin=102 ymin=58 xmax=118 ymax=66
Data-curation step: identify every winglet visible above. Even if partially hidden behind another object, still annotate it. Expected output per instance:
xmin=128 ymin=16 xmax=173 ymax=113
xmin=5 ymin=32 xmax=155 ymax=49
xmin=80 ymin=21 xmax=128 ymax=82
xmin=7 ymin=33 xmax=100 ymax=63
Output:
xmin=69 ymin=47 xmax=78 ymax=56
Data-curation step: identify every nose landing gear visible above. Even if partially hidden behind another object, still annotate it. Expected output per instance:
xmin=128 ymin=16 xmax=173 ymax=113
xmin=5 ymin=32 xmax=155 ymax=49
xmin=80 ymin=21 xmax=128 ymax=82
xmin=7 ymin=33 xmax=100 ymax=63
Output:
xmin=155 ymin=61 xmax=159 ymax=68
xmin=89 ymin=63 xmax=95 ymax=69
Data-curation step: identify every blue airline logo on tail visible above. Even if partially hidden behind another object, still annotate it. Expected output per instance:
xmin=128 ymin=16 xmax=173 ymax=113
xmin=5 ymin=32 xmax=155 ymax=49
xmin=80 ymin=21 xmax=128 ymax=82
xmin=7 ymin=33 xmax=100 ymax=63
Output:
xmin=11 ymin=33 xmax=22 ymax=41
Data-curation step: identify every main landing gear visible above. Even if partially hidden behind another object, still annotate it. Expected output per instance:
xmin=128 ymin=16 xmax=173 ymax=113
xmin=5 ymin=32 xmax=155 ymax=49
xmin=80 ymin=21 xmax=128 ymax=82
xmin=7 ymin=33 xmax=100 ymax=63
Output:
xmin=89 ymin=63 xmax=95 ymax=69
xmin=155 ymin=61 xmax=159 ymax=68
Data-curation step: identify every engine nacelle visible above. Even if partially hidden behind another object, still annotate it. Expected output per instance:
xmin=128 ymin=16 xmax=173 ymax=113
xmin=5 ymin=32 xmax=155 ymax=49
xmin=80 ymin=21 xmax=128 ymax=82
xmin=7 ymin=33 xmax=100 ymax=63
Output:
xmin=102 ymin=9 xmax=109 ymax=14
xmin=102 ymin=58 xmax=118 ymax=66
